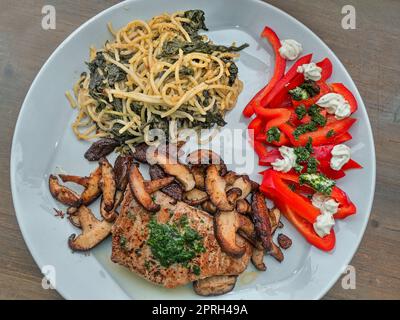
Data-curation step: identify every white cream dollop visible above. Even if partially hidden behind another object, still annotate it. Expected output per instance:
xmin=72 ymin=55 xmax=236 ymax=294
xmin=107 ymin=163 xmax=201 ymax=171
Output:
xmin=279 ymin=39 xmax=303 ymax=60
xmin=313 ymin=213 xmax=335 ymax=238
xmin=297 ymin=63 xmax=322 ymax=81
xmin=330 ymin=144 xmax=351 ymax=171
xmin=312 ymin=193 xmax=339 ymax=238
xmin=271 ymin=146 xmax=297 ymax=173
xmin=316 ymin=93 xmax=351 ymax=120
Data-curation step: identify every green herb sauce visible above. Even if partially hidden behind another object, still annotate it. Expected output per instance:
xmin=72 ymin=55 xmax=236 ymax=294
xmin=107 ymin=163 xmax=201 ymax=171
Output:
xmin=147 ymin=215 xmax=205 ymax=269
xmin=299 ymin=173 xmax=335 ymax=195
xmin=267 ymin=127 xmax=281 ymax=143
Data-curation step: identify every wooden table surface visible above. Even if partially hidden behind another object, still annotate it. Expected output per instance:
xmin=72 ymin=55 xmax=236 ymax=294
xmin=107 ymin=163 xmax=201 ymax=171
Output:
xmin=1 ymin=0 xmax=399 ymax=300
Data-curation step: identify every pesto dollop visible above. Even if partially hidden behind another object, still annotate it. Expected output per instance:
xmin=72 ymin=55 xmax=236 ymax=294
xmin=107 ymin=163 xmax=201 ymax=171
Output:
xmin=299 ymin=173 xmax=336 ymax=195
xmin=147 ymin=216 xmax=205 ymax=269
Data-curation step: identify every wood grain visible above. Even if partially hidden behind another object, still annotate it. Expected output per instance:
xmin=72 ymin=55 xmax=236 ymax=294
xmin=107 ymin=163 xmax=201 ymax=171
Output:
xmin=0 ymin=0 xmax=399 ymax=299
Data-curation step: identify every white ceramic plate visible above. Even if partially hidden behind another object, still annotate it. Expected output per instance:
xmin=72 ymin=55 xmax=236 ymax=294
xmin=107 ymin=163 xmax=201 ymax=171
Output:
xmin=11 ymin=0 xmax=375 ymax=300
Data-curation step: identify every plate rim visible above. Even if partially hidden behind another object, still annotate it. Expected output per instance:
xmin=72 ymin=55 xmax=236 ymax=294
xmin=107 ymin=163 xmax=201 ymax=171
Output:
xmin=10 ymin=0 xmax=376 ymax=300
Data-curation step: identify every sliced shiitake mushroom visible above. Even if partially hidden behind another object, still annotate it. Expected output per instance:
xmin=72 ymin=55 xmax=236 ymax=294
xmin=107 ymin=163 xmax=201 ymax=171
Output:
xmin=251 ymin=247 xmax=267 ymax=271
xmin=237 ymin=214 xmax=260 ymax=248
xmin=228 ymin=176 xmax=252 ymax=200
xmin=277 ymin=234 xmax=292 ymax=250
xmin=100 ymin=190 xmax=124 ymax=222
xmin=144 ymin=177 xmax=175 ymax=193
xmin=99 ymin=158 xmax=116 ymax=212
xmin=269 ymin=208 xmax=281 ymax=235
xmin=84 ymin=138 xmax=120 ymax=161
xmin=131 ymin=143 xmax=149 ymax=163
xmin=59 ymin=166 xmax=102 ymax=205
xmin=236 ymin=199 xmax=252 ymax=215
xmin=129 ymin=164 xmax=160 ymax=212
xmin=149 ymin=152 xmax=195 ymax=191
xmin=201 ymin=200 xmax=217 ymax=215
xmin=114 ymin=154 xmax=133 ymax=191
xmin=67 ymin=207 xmax=81 ymax=228
xmin=250 ymin=192 xmax=272 ymax=251
xmin=226 ymin=187 xmax=242 ymax=206
xmin=183 ymin=188 xmax=209 ymax=206
xmin=149 ymin=165 xmax=183 ymax=202
xmin=269 ymin=241 xmax=284 ymax=262
xmin=206 ymin=165 xmax=233 ymax=211
xmin=186 ymin=149 xmax=227 ymax=175
xmin=191 ymin=166 xmax=206 ymax=190
xmin=223 ymin=171 xmax=238 ymax=186
xmin=68 ymin=206 xmax=112 ymax=251
xmin=193 ymin=275 xmax=237 ymax=296
xmin=49 ymin=175 xmax=81 ymax=207
xmin=214 ymin=210 xmax=245 ymax=258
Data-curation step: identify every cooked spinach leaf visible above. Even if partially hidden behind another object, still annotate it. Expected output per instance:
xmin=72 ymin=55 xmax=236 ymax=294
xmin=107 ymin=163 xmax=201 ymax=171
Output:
xmin=160 ymin=38 xmax=249 ymax=57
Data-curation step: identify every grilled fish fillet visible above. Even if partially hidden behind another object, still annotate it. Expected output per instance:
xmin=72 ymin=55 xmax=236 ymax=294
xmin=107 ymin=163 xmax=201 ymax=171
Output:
xmin=111 ymin=189 xmax=252 ymax=288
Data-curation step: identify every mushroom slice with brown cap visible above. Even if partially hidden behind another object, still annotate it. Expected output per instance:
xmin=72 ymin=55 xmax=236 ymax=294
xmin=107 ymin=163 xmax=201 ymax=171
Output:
xmin=186 ymin=149 xmax=228 ymax=175
xmin=149 ymin=151 xmax=195 ymax=192
xmin=129 ymin=164 xmax=160 ymax=212
xmin=114 ymin=154 xmax=133 ymax=191
xmin=237 ymin=214 xmax=261 ymax=249
xmin=68 ymin=206 xmax=112 ymax=251
xmin=223 ymin=171 xmax=238 ymax=186
xmin=183 ymin=188 xmax=209 ymax=206
xmin=49 ymin=175 xmax=82 ymax=207
xmin=149 ymin=165 xmax=184 ymax=202
xmin=206 ymin=165 xmax=233 ymax=211
xmin=228 ymin=176 xmax=252 ymax=200
xmin=191 ymin=166 xmax=206 ymax=190
xmin=67 ymin=207 xmax=81 ymax=228
xmin=236 ymin=199 xmax=252 ymax=215
xmin=100 ymin=190 xmax=124 ymax=222
xmin=214 ymin=210 xmax=246 ymax=258
xmin=251 ymin=247 xmax=267 ymax=271
xmin=250 ymin=192 xmax=273 ymax=251
xmin=193 ymin=276 xmax=237 ymax=296
xmin=269 ymin=208 xmax=281 ymax=235
xmin=144 ymin=177 xmax=175 ymax=194
xmin=201 ymin=200 xmax=217 ymax=215
xmin=99 ymin=158 xmax=117 ymax=212
xmin=59 ymin=166 xmax=102 ymax=205
xmin=226 ymin=187 xmax=242 ymax=206
xmin=131 ymin=143 xmax=149 ymax=163
xmin=269 ymin=241 xmax=284 ymax=262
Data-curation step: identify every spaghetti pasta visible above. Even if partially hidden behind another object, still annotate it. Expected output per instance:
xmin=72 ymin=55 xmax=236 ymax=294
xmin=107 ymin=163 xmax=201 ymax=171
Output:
xmin=69 ymin=10 xmax=247 ymax=151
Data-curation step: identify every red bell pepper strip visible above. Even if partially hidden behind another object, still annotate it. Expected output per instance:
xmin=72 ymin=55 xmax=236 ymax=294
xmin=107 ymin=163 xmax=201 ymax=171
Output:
xmin=260 ymin=54 xmax=313 ymax=108
xmin=332 ymin=132 xmax=352 ymax=144
xmin=316 ymin=58 xmax=333 ymax=81
xmin=258 ymin=147 xmax=281 ymax=166
xmin=253 ymin=106 xmax=292 ymax=131
xmin=253 ymin=141 xmax=270 ymax=161
xmin=256 ymin=131 xmax=290 ymax=147
xmin=279 ymin=117 xmax=357 ymax=147
xmin=247 ymin=117 xmax=264 ymax=135
xmin=342 ymin=159 xmax=363 ymax=170
xmin=242 ymin=27 xmax=286 ymax=118
xmin=291 ymin=80 xmax=331 ymax=108
xmin=330 ymin=187 xmax=357 ymax=219
xmin=281 ymin=204 xmax=336 ymax=251
xmin=260 ymin=170 xmax=320 ymax=223
xmin=313 ymin=145 xmax=362 ymax=170
xmin=330 ymin=83 xmax=358 ymax=114
xmin=260 ymin=170 xmax=336 ymax=251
